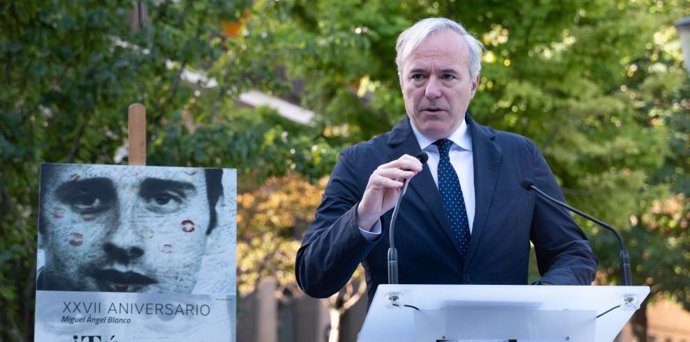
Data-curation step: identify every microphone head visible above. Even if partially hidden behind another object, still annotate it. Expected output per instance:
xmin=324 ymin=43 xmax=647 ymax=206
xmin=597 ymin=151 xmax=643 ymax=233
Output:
xmin=415 ymin=152 xmax=429 ymax=164
xmin=520 ymin=179 xmax=535 ymax=190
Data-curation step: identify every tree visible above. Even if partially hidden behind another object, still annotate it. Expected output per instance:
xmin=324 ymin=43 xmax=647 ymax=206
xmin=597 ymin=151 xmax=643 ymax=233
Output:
xmin=2 ymin=0 xmax=689 ymax=341
xmin=622 ymin=15 xmax=690 ymax=340
xmin=236 ymin=174 xmax=326 ymax=296
xmin=235 ymin=0 xmax=690 ymax=340
xmin=0 ymin=1 xmax=343 ymax=339
xmin=0 ymin=1 xmax=251 ymax=340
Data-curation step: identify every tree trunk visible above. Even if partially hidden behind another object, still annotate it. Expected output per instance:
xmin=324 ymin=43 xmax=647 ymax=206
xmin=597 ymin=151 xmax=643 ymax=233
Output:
xmin=630 ymin=297 xmax=649 ymax=342
xmin=327 ymin=307 xmax=342 ymax=342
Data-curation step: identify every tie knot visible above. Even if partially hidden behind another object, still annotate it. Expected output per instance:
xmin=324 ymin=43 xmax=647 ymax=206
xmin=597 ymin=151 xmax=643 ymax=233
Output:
xmin=434 ymin=139 xmax=453 ymax=156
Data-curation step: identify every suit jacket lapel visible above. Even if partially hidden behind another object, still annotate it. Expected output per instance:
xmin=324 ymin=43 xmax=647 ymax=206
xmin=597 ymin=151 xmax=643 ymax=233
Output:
xmin=464 ymin=114 xmax=502 ymax=265
xmin=387 ymin=118 xmax=459 ymax=254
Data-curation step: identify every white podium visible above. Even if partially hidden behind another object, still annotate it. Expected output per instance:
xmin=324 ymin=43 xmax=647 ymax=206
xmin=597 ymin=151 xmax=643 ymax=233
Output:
xmin=358 ymin=284 xmax=649 ymax=342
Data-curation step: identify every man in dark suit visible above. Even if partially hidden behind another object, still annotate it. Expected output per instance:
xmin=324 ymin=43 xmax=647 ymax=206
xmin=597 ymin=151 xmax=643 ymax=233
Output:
xmin=295 ymin=17 xmax=597 ymax=302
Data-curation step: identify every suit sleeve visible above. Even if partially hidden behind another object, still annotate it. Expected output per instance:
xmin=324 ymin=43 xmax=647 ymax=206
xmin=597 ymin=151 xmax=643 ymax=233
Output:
xmin=527 ymin=142 xmax=598 ymax=285
xmin=295 ymin=149 xmax=382 ymax=298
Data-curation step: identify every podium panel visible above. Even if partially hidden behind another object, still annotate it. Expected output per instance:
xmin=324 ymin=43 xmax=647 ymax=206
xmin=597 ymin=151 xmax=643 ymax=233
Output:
xmin=415 ymin=308 xmax=595 ymax=341
xmin=358 ymin=284 xmax=649 ymax=342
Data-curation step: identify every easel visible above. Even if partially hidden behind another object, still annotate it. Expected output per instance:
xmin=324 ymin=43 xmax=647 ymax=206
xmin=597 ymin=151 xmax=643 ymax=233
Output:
xmin=128 ymin=103 xmax=146 ymax=165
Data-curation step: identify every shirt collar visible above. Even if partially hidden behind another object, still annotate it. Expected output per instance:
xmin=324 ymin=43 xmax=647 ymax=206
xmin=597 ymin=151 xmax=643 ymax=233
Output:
xmin=410 ymin=117 xmax=472 ymax=152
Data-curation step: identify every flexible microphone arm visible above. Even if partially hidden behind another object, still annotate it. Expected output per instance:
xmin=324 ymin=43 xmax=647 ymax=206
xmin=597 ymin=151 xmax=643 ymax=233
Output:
xmin=520 ymin=179 xmax=632 ymax=286
xmin=388 ymin=152 xmax=428 ymax=284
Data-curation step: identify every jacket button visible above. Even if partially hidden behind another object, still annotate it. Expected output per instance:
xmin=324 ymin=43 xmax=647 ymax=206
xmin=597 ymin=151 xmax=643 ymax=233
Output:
xmin=463 ymin=274 xmax=471 ymax=283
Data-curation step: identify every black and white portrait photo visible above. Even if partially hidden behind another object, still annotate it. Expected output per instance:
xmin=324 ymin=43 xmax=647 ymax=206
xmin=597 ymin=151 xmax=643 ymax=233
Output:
xmin=36 ymin=163 xmax=236 ymax=295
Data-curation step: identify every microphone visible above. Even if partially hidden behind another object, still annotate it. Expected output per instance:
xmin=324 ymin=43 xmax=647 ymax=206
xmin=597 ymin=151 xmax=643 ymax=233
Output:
xmin=388 ymin=152 xmax=428 ymax=284
xmin=520 ymin=179 xmax=632 ymax=286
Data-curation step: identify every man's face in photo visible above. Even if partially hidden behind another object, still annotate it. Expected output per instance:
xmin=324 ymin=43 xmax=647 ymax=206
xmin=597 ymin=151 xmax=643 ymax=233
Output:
xmin=40 ymin=164 xmax=213 ymax=294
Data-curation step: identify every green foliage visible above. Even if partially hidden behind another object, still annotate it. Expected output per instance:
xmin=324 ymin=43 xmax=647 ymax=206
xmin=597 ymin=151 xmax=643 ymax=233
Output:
xmin=0 ymin=1 xmax=251 ymax=340
xmin=1 ymin=0 xmax=690 ymax=341
xmin=148 ymin=107 xmax=338 ymax=182
xmin=240 ymin=0 xmax=690 ymax=316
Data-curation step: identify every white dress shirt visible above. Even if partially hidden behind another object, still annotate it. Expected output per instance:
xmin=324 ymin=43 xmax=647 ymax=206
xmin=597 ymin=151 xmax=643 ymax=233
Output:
xmin=359 ymin=118 xmax=475 ymax=239
xmin=410 ymin=118 xmax=475 ymax=232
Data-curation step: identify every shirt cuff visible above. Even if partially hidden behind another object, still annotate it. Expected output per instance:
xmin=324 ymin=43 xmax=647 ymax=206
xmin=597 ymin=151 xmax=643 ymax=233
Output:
xmin=358 ymin=220 xmax=382 ymax=241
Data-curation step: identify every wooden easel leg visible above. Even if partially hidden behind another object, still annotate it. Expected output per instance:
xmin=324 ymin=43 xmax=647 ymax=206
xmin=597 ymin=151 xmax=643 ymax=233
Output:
xmin=128 ymin=103 xmax=147 ymax=166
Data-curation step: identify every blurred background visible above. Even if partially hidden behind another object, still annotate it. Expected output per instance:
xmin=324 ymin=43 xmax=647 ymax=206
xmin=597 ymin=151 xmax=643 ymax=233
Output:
xmin=1 ymin=1 xmax=689 ymax=341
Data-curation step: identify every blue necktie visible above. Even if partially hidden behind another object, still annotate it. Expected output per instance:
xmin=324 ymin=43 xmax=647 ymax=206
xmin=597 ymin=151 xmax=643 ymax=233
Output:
xmin=434 ymin=139 xmax=471 ymax=255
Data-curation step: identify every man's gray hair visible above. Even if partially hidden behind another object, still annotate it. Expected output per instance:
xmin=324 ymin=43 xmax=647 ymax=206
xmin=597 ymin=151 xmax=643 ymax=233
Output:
xmin=395 ymin=18 xmax=484 ymax=79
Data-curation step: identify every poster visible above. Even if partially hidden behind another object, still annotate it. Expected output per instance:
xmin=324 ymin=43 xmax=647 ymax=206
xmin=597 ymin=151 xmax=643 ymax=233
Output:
xmin=35 ymin=163 xmax=236 ymax=342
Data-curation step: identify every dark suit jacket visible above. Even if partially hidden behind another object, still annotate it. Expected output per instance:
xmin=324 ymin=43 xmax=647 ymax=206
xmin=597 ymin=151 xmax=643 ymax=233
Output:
xmin=296 ymin=115 xmax=597 ymax=301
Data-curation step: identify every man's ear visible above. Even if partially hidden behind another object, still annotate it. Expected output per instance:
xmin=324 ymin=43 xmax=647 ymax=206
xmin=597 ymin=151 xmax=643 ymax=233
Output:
xmin=213 ymin=192 xmax=225 ymax=232
xmin=470 ymin=74 xmax=480 ymax=97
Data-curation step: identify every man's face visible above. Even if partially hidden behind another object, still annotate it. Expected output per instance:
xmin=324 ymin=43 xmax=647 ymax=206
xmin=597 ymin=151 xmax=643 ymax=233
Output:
xmin=40 ymin=164 xmax=212 ymax=293
xmin=400 ymin=29 xmax=479 ymax=140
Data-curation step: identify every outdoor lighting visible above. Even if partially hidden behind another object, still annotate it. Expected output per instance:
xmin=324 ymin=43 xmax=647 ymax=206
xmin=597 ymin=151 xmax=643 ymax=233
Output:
xmin=675 ymin=17 xmax=690 ymax=73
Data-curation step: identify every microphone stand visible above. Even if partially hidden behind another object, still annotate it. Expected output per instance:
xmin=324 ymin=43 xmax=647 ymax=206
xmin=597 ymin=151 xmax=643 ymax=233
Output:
xmin=387 ymin=180 xmax=409 ymax=284
xmin=388 ymin=153 xmax=428 ymax=284
xmin=521 ymin=179 xmax=632 ymax=286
